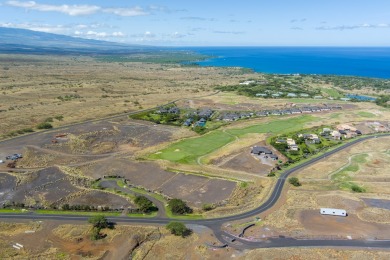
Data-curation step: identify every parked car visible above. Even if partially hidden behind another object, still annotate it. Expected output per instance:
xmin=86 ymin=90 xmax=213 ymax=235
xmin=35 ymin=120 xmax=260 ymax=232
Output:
xmin=6 ymin=154 xmax=23 ymax=160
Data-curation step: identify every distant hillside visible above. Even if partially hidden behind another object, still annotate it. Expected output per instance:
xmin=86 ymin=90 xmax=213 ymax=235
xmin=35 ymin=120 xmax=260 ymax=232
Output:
xmin=0 ymin=27 xmax=154 ymax=54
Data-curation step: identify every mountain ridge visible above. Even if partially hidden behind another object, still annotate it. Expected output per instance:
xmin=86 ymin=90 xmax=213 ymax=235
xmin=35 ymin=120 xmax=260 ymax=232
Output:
xmin=0 ymin=27 xmax=155 ymax=54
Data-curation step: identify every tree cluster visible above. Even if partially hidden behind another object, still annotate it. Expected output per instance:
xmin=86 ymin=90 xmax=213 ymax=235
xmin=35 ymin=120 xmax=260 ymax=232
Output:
xmin=134 ymin=196 xmax=157 ymax=213
xmin=168 ymin=199 xmax=192 ymax=215
xmin=88 ymin=215 xmax=109 ymax=241
xmin=288 ymin=177 xmax=301 ymax=187
xmin=166 ymin=221 xmax=191 ymax=237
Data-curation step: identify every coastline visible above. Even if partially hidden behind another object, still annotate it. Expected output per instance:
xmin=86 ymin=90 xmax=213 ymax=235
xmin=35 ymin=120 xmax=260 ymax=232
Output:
xmin=177 ymin=46 xmax=390 ymax=79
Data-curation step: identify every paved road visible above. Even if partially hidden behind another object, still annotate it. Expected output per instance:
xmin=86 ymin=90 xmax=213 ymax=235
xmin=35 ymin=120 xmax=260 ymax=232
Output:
xmin=1 ymin=134 xmax=389 ymax=249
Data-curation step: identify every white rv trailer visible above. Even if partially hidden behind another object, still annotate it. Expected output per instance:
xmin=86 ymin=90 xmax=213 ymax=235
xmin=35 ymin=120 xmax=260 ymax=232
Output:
xmin=320 ymin=208 xmax=347 ymax=217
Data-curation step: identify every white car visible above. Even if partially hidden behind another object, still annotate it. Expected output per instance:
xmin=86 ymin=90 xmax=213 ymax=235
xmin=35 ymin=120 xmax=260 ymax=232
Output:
xmin=0 ymin=160 xmax=4 ymax=164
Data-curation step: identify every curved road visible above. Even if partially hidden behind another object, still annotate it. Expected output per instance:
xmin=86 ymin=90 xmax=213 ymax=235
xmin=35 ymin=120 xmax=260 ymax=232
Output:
xmin=1 ymin=134 xmax=389 ymax=249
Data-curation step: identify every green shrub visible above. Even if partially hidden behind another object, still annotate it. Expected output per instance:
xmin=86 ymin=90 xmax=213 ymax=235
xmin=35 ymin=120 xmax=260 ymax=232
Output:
xmin=202 ymin=203 xmax=215 ymax=211
xmin=168 ymin=199 xmax=192 ymax=215
xmin=37 ymin=122 xmax=53 ymax=129
xmin=54 ymin=115 xmax=64 ymax=121
xmin=351 ymin=184 xmax=365 ymax=193
xmin=267 ymin=172 xmax=276 ymax=177
xmin=134 ymin=196 xmax=156 ymax=213
xmin=288 ymin=177 xmax=301 ymax=187
xmin=166 ymin=221 xmax=191 ymax=237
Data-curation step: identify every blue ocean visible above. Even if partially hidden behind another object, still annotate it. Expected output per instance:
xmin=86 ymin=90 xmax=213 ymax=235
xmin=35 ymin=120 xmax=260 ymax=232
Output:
xmin=182 ymin=47 xmax=390 ymax=79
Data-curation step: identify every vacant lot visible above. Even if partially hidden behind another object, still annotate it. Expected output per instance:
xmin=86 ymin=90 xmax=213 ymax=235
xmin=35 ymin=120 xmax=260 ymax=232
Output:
xmin=69 ymin=190 xmax=133 ymax=209
xmin=77 ymin=159 xmax=237 ymax=207
xmin=0 ymin=166 xmax=133 ymax=209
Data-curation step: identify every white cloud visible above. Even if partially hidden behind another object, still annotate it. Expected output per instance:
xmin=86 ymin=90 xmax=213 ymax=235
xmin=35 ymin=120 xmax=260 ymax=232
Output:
xmin=76 ymin=30 xmax=126 ymax=39
xmin=130 ymin=31 xmax=156 ymax=42
xmin=6 ymin=1 xmax=101 ymax=16
xmin=112 ymin=31 xmax=125 ymax=37
xmin=171 ymin=32 xmax=186 ymax=38
xmin=290 ymin=27 xmax=303 ymax=30
xmin=1 ymin=21 xmax=126 ymax=41
xmin=0 ymin=22 xmax=69 ymax=33
xmin=316 ymin=23 xmax=390 ymax=31
xmin=213 ymin=30 xmax=245 ymax=35
xmin=180 ymin=16 xmax=216 ymax=22
xmin=5 ymin=1 xmax=149 ymax=17
xmin=103 ymin=7 xmax=148 ymax=17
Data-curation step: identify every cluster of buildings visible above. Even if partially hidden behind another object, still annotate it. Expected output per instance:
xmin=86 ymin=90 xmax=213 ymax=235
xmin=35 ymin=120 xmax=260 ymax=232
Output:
xmin=183 ymin=108 xmax=214 ymax=128
xmin=251 ymin=146 xmax=279 ymax=160
xmin=274 ymin=123 xmax=366 ymax=155
xmin=218 ymin=104 xmax=342 ymax=122
xmin=255 ymin=92 xmax=313 ymax=98
xmin=275 ymin=138 xmax=299 ymax=151
xmin=335 ymin=124 xmax=362 ymax=139
xmin=298 ymin=133 xmax=321 ymax=144
xmin=156 ymin=106 xmax=180 ymax=115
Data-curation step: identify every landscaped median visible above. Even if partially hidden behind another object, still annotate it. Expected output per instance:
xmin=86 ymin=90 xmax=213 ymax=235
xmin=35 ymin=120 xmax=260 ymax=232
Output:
xmin=34 ymin=210 xmax=122 ymax=216
xmin=0 ymin=209 xmax=28 ymax=214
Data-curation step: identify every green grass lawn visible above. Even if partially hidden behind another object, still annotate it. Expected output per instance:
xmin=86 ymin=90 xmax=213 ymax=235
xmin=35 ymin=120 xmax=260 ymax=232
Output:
xmin=149 ymin=130 xmax=235 ymax=164
xmin=330 ymin=113 xmax=341 ymax=119
xmin=226 ymin=115 xmax=316 ymax=136
xmin=149 ymin=115 xmax=316 ymax=164
xmin=321 ymin=88 xmax=344 ymax=99
xmin=0 ymin=209 xmax=27 ymax=213
xmin=357 ymin=111 xmax=377 ymax=118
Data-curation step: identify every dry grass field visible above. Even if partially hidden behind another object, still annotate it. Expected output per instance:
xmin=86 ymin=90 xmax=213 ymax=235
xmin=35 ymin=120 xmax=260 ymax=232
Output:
xmin=0 ymin=54 xmax=254 ymax=137
xmin=0 ymin=220 xmax=241 ymax=260
xmin=2 ymin=220 xmax=390 ymax=260
xmin=222 ymin=136 xmax=390 ymax=241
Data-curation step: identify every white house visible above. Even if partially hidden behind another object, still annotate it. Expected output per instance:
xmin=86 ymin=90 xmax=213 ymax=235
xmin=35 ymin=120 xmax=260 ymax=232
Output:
xmin=320 ymin=208 xmax=347 ymax=217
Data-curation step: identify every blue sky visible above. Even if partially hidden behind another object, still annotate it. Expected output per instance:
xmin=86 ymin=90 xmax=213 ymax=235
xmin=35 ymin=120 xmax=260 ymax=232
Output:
xmin=0 ymin=0 xmax=389 ymax=46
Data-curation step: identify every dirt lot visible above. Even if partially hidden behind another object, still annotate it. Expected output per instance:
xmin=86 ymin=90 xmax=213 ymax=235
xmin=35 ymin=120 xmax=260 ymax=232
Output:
xmin=77 ymin=159 xmax=237 ymax=207
xmin=224 ymin=188 xmax=390 ymax=241
xmin=0 ymin=118 xmax=186 ymax=159
xmin=0 ymin=167 xmax=133 ymax=209
xmin=299 ymin=209 xmax=390 ymax=239
xmin=212 ymin=142 xmax=282 ymax=176
xmin=68 ymin=190 xmax=133 ymax=209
